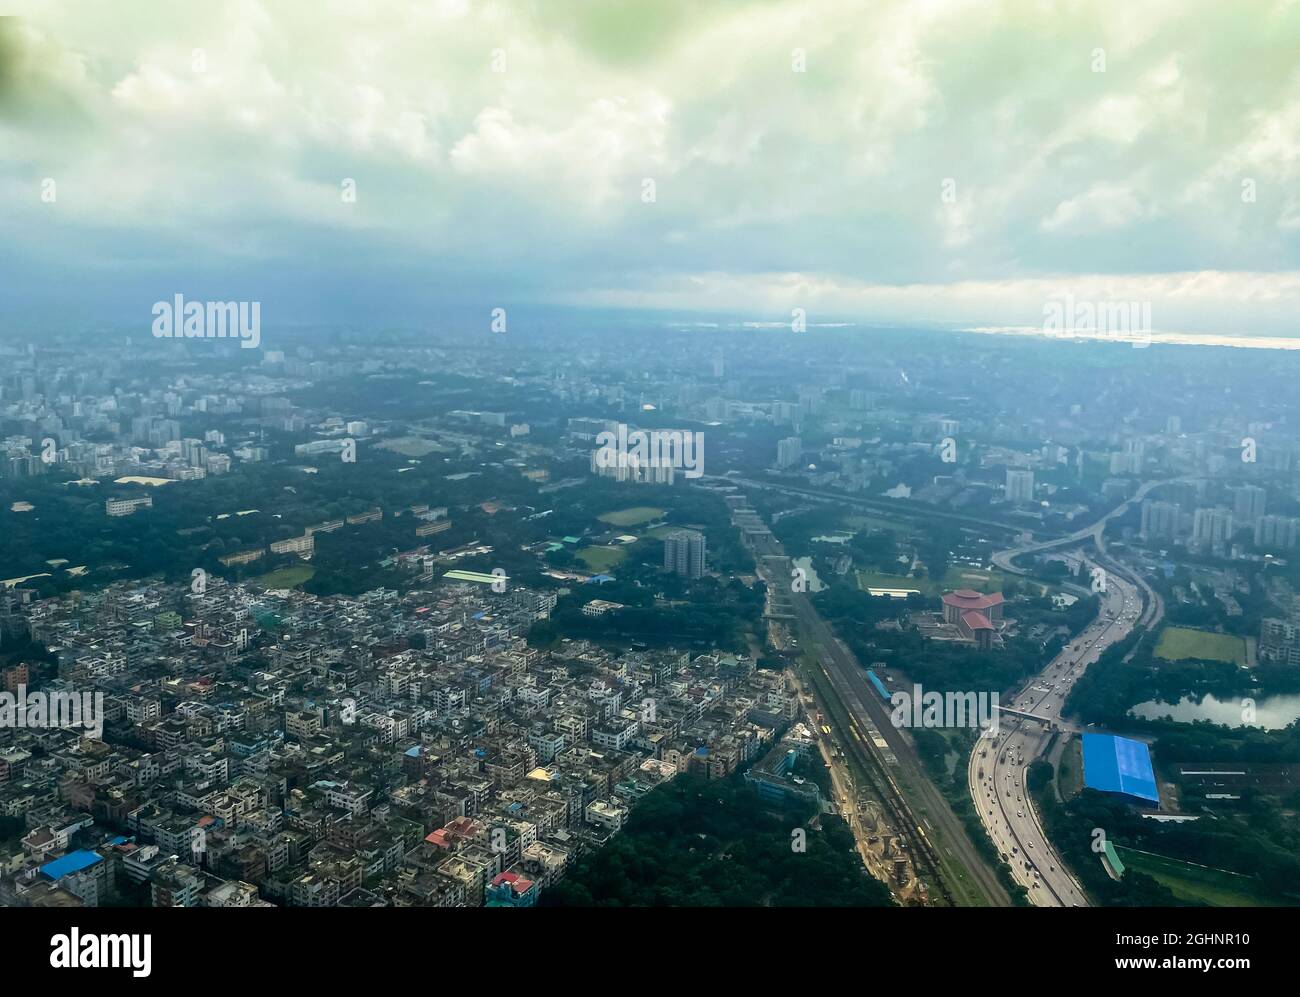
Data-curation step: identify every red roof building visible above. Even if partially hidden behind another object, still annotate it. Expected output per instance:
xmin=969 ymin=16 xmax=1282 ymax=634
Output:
xmin=941 ymin=590 xmax=1004 ymax=649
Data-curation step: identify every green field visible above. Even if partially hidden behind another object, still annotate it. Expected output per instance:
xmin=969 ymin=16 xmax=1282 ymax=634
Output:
xmin=1154 ymin=626 xmax=1247 ymax=665
xmin=597 ymin=506 xmax=665 ymax=527
xmin=939 ymin=565 xmax=1007 ymax=593
xmin=376 ymin=436 xmax=449 ymax=457
xmin=1056 ymin=738 xmax=1083 ymax=800
xmin=1114 ymin=846 xmax=1283 ymax=906
xmin=252 ymin=565 xmax=316 ymax=589
xmin=577 ymin=546 xmax=627 ymax=572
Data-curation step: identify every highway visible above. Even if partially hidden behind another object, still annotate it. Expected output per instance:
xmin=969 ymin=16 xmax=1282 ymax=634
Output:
xmin=970 ymin=482 xmax=1183 ymax=905
xmin=966 ymin=557 xmax=1142 ymax=905
xmin=735 ymin=476 xmax=1182 ymax=906
xmin=990 ymin=477 xmax=1190 ymax=574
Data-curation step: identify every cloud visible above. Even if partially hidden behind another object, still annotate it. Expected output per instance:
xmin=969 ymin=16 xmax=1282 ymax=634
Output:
xmin=3 ymin=0 xmax=1300 ymax=336
xmin=1040 ymin=183 xmax=1145 ymax=233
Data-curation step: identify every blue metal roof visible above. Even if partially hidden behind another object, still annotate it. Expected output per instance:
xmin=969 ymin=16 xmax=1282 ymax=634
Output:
xmin=865 ymin=669 xmax=891 ymax=702
xmin=1082 ymin=733 xmax=1159 ymax=803
xmin=40 ymin=850 xmax=103 ymax=880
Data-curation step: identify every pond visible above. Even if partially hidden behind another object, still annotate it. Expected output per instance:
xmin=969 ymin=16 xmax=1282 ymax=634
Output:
xmin=1130 ymin=693 xmax=1300 ymax=730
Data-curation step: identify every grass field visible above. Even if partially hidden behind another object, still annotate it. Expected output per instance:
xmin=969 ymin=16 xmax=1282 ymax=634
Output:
xmin=1154 ymin=626 xmax=1247 ymax=665
xmin=1114 ymin=846 xmax=1283 ymax=906
xmin=597 ymin=506 xmax=665 ymax=527
xmin=577 ymin=546 xmax=627 ymax=572
xmin=938 ymin=565 xmax=1009 ymax=593
xmin=376 ymin=436 xmax=448 ymax=457
xmin=252 ymin=565 xmax=316 ymax=589
xmin=1056 ymin=738 xmax=1083 ymax=800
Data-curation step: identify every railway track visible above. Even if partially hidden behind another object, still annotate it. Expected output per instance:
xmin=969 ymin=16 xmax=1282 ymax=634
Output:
xmin=748 ymin=527 xmax=959 ymax=904
xmin=800 ymin=655 xmax=953 ymax=904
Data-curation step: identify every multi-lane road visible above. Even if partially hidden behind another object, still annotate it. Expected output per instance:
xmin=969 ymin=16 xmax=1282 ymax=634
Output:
xmin=990 ymin=477 xmax=1191 ymax=574
xmin=967 ymin=558 xmax=1143 ymax=905
xmin=737 ymin=475 xmax=1179 ymax=906
xmin=972 ymin=482 xmax=1183 ymax=904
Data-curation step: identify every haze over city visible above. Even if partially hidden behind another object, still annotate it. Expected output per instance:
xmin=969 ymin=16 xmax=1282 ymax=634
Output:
xmin=0 ymin=0 xmax=1289 ymax=976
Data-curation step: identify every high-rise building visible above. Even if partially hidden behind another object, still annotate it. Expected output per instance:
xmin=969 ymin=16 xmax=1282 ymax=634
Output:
xmin=1232 ymin=484 xmax=1266 ymax=527
xmin=589 ymin=449 xmax=675 ymax=485
xmin=1005 ymin=469 xmax=1034 ymax=504
xmin=663 ymin=529 xmax=706 ymax=579
xmin=1109 ymin=439 xmax=1145 ymax=475
xmin=1255 ymin=515 xmax=1300 ymax=550
xmin=776 ymin=436 xmax=802 ymax=469
xmin=1191 ymin=507 xmax=1234 ymax=548
xmin=1140 ymin=500 xmax=1180 ymax=541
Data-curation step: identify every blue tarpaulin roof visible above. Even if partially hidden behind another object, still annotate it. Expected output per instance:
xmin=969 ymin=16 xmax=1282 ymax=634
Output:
xmin=1082 ymin=733 xmax=1159 ymax=803
xmin=40 ymin=850 xmax=103 ymax=881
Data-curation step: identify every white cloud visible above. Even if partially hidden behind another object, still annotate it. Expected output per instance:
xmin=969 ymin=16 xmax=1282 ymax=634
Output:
xmin=3 ymin=0 xmax=1300 ymax=335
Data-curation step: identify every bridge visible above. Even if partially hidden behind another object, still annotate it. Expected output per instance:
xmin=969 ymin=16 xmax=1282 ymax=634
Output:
xmin=994 ymin=705 xmax=1056 ymax=727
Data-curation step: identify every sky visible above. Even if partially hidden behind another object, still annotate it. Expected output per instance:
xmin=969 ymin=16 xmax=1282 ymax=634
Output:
xmin=4 ymin=0 xmax=1300 ymax=340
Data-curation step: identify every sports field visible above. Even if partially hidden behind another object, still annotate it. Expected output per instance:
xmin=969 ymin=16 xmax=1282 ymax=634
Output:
xmin=577 ymin=546 xmax=627 ymax=572
xmin=939 ymin=565 xmax=1007 ymax=593
xmin=597 ymin=506 xmax=665 ymax=527
xmin=1154 ymin=626 xmax=1246 ymax=665
xmin=253 ymin=565 xmax=316 ymax=589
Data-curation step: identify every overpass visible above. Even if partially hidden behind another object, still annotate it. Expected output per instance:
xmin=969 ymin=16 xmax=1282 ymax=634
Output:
xmin=992 ymin=476 xmax=1194 ymax=574
xmin=995 ymin=706 xmax=1056 ymax=727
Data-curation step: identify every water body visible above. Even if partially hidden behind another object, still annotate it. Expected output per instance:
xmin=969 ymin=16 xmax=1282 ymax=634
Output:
xmin=791 ymin=556 xmax=826 ymax=593
xmin=1130 ymin=693 xmax=1300 ymax=730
